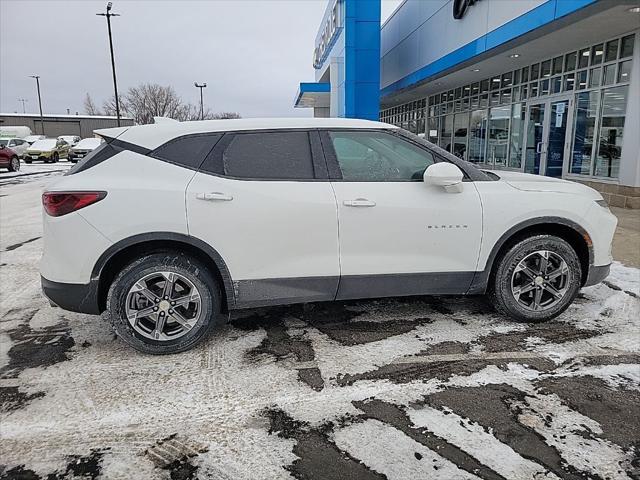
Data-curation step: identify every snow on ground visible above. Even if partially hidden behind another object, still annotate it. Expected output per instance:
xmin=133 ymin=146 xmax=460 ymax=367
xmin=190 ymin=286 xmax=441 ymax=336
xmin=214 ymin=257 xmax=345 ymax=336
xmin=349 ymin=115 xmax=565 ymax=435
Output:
xmin=0 ymin=172 xmax=639 ymax=480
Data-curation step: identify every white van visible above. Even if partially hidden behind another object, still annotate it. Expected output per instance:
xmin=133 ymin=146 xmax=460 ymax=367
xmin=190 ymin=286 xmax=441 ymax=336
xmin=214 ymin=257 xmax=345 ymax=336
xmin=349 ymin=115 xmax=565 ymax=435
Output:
xmin=0 ymin=126 xmax=33 ymax=139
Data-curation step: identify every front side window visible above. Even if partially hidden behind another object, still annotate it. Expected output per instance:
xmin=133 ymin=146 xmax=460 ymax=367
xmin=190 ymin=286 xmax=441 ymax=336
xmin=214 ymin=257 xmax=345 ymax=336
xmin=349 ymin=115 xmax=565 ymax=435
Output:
xmin=329 ymin=131 xmax=435 ymax=181
xmin=223 ymin=131 xmax=314 ymax=180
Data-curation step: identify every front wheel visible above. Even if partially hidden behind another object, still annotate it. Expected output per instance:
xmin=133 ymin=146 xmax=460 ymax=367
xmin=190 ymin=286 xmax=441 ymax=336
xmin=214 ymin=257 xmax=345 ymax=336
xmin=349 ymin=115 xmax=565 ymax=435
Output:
xmin=52 ymin=153 xmax=59 ymax=163
xmin=8 ymin=156 xmax=20 ymax=172
xmin=489 ymin=235 xmax=582 ymax=323
xmin=106 ymin=252 xmax=222 ymax=354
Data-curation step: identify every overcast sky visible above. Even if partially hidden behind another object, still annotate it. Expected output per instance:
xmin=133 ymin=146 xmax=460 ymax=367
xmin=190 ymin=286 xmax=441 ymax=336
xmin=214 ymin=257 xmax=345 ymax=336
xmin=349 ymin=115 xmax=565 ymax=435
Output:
xmin=0 ymin=0 xmax=402 ymax=118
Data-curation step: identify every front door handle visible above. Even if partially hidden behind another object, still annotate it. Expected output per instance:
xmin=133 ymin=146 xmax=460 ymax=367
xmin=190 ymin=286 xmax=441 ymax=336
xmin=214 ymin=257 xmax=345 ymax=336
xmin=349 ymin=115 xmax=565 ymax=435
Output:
xmin=343 ymin=198 xmax=376 ymax=207
xmin=196 ymin=192 xmax=233 ymax=201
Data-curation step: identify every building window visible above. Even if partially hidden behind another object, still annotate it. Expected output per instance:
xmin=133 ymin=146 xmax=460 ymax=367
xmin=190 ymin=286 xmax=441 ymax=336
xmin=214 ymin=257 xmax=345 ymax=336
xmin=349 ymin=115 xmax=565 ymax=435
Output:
xmin=508 ymin=103 xmax=526 ymax=169
xmin=570 ymin=91 xmax=599 ymax=175
xmin=453 ymin=113 xmax=469 ymax=159
xmin=427 ymin=116 xmax=439 ymax=144
xmin=488 ymin=106 xmax=510 ymax=167
xmin=593 ymin=86 xmax=628 ymax=178
xmin=389 ymin=33 xmax=634 ymax=180
xmin=440 ymin=114 xmax=453 ymax=151
xmin=468 ymin=109 xmax=488 ymax=163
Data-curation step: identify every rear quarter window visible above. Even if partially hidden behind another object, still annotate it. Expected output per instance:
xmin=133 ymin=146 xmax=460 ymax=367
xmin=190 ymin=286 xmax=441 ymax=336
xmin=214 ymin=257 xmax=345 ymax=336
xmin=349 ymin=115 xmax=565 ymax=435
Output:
xmin=67 ymin=142 xmax=116 ymax=175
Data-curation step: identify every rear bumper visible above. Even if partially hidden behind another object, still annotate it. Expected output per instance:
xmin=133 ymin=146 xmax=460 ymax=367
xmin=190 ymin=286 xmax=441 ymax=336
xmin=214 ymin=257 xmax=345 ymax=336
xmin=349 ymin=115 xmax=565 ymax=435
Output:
xmin=41 ymin=276 xmax=100 ymax=315
xmin=584 ymin=263 xmax=611 ymax=287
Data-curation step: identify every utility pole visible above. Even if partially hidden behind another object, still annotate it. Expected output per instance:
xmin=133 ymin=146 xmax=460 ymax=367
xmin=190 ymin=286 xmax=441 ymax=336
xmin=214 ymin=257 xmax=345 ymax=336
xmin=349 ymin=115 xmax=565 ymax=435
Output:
xmin=194 ymin=82 xmax=207 ymax=120
xmin=28 ymin=75 xmax=44 ymax=135
xmin=17 ymin=98 xmax=28 ymax=114
xmin=97 ymin=2 xmax=121 ymax=126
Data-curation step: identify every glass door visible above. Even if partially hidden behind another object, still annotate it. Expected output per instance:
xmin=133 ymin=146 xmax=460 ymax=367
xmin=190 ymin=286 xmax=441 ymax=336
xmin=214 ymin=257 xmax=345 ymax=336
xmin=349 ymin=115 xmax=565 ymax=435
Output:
xmin=524 ymin=102 xmax=546 ymax=174
xmin=523 ymin=96 xmax=574 ymax=177
xmin=545 ymin=98 xmax=573 ymax=177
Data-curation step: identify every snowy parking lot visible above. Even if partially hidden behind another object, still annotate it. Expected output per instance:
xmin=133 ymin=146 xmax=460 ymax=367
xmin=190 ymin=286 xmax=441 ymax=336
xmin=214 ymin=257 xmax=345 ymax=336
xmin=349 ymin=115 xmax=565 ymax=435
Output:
xmin=1 ymin=169 xmax=639 ymax=480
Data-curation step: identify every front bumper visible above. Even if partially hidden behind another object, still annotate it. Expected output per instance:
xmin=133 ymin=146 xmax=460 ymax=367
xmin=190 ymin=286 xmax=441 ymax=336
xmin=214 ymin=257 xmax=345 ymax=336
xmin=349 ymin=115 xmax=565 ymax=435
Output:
xmin=584 ymin=263 xmax=611 ymax=287
xmin=41 ymin=276 xmax=100 ymax=314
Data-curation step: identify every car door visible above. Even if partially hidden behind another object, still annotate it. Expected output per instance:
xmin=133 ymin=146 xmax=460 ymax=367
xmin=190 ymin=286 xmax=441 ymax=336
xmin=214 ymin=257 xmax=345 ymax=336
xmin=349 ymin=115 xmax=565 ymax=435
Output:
xmin=186 ymin=130 xmax=340 ymax=308
xmin=321 ymin=129 xmax=483 ymax=299
xmin=8 ymin=139 xmax=24 ymax=157
xmin=57 ymin=140 xmax=69 ymax=157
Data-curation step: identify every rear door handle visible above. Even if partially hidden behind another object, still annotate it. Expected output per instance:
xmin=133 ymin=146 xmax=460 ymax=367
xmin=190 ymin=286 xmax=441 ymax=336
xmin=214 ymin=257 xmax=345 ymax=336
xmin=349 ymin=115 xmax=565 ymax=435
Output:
xmin=196 ymin=192 xmax=233 ymax=201
xmin=343 ymin=198 xmax=376 ymax=207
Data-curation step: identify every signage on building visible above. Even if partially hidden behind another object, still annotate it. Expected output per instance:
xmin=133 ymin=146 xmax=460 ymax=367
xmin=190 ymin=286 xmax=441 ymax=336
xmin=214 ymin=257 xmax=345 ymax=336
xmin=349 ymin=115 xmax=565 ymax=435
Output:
xmin=313 ymin=0 xmax=344 ymax=69
xmin=453 ymin=0 xmax=481 ymax=19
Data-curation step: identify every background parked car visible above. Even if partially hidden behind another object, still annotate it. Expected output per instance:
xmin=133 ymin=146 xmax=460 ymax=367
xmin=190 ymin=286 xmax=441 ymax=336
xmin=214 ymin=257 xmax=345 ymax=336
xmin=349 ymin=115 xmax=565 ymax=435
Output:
xmin=25 ymin=138 xmax=69 ymax=163
xmin=58 ymin=135 xmax=81 ymax=147
xmin=68 ymin=137 xmax=103 ymax=163
xmin=0 ymin=143 xmax=20 ymax=172
xmin=0 ymin=137 xmax=29 ymax=158
xmin=23 ymin=134 xmax=46 ymax=145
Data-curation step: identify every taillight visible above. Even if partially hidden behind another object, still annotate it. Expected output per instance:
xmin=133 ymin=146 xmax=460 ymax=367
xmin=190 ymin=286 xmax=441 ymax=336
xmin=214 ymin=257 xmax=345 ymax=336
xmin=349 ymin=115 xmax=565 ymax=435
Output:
xmin=42 ymin=191 xmax=107 ymax=217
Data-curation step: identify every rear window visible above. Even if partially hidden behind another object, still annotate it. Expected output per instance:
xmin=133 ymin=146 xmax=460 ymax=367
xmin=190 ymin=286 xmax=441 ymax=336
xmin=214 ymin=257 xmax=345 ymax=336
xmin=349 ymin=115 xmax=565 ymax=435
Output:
xmin=151 ymin=133 xmax=221 ymax=170
xmin=223 ymin=131 xmax=314 ymax=179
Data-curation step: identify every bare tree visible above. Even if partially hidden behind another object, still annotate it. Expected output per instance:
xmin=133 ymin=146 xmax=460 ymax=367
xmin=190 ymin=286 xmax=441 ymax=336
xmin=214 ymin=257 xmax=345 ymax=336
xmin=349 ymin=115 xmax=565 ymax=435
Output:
xmin=100 ymin=83 xmax=242 ymax=124
xmin=211 ymin=112 xmax=242 ymax=120
xmin=123 ymin=83 xmax=188 ymax=124
xmin=102 ymin=95 xmax=127 ymax=117
xmin=83 ymin=93 xmax=102 ymax=116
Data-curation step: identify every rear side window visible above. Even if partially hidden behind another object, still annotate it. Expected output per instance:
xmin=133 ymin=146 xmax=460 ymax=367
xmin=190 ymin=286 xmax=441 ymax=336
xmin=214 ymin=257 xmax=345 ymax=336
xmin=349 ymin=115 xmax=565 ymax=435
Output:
xmin=223 ymin=132 xmax=314 ymax=179
xmin=152 ymin=133 xmax=221 ymax=169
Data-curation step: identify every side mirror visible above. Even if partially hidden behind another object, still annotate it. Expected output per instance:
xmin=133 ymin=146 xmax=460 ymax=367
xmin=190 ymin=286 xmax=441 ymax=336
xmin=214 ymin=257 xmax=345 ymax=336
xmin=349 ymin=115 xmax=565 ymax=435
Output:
xmin=424 ymin=162 xmax=464 ymax=193
xmin=0 ymin=144 xmax=4 ymax=150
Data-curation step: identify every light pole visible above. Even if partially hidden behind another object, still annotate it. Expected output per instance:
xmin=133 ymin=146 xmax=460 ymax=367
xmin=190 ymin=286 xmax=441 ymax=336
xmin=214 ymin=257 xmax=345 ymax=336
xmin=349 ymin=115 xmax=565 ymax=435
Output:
xmin=17 ymin=98 xmax=28 ymax=114
xmin=28 ymin=75 xmax=44 ymax=135
xmin=194 ymin=82 xmax=207 ymax=120
xmin=97 ymin=2 xmax=121 ymax=126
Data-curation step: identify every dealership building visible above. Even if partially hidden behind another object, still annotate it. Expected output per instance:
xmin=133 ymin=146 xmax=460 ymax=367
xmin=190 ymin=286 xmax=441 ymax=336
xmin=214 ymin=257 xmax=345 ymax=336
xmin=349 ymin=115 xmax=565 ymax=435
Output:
xmin=295 ymin=0 xmax=640 ymax=208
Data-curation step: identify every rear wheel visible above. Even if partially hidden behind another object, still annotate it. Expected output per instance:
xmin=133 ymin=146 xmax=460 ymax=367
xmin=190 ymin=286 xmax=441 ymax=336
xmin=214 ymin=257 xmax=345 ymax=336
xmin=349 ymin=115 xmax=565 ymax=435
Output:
xmin=24 ymin=158 xmax=32 ymax=164
xmin=8 ymin=156 xmax=20 ymax=172
xmin=106 ymin=252 xmax=223 ymax=354
xmin=489 ymin=235 xmax=582 ymax=322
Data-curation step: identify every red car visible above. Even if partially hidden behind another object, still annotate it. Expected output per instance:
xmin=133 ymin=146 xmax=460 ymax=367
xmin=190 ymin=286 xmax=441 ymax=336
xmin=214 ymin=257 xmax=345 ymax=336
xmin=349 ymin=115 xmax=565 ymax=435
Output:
xmin=0 ymin=143 xmax=20 ymax=171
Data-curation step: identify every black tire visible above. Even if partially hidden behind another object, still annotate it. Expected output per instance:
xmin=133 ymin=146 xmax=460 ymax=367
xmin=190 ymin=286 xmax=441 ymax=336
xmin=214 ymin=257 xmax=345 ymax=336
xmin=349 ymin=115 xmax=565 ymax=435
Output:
xmin=488 ymin=234 xmax=581 ymax=323
xmin=24 ymin=159 xmax=32 ymax=164
xmin=8 ymin=156 xmax=20 ymax=172
xmin=52 ymin=153 xmax=59 ymax=163
xmin=106 ymin=252 xmax=223 ymax=354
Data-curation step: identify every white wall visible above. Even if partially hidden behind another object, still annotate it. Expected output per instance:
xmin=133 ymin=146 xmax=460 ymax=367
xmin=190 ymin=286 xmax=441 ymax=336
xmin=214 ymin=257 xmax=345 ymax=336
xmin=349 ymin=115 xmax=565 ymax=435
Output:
xmin=380 ymin=0 xmax=545 ymax=88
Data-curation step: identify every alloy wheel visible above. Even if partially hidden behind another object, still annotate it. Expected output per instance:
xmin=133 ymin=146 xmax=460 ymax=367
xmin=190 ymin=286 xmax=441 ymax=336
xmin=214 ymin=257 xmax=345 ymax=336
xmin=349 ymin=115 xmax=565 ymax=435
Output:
xmin=11 ymin=158 xmax=20 ymax=171
xmin=125 ymin=271 xmax=202 ymax=341
xmin=510 ymin=250 xmax=571 ymax=311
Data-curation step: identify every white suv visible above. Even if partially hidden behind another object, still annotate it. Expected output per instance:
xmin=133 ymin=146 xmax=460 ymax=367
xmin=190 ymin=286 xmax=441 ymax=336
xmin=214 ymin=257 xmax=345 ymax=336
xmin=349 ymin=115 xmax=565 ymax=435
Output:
xmin=40 ymin=118 xmax=617 ymax=354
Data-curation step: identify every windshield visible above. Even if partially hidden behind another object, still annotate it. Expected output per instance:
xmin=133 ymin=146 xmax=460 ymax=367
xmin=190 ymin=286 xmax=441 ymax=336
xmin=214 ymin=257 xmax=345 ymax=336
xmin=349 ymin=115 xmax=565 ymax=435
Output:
xmin=74 ymin=138 xmax=102 ymax=149
xmin=30 ymin=139 xmax=56 ymax=150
